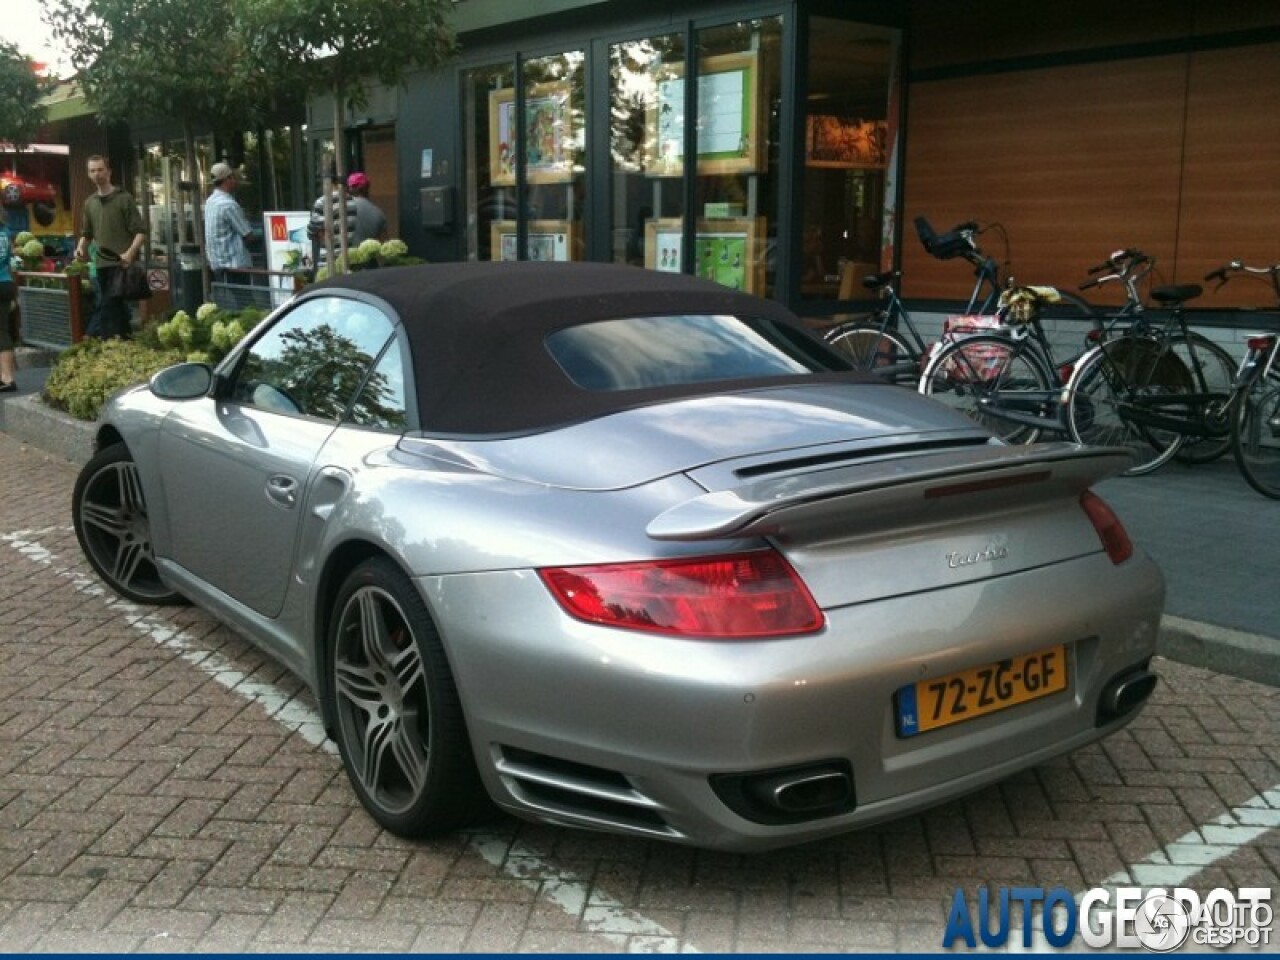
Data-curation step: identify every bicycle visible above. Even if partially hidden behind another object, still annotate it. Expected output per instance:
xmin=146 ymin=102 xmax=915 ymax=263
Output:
xmin=822 ymin=270 xmax=931 ymax=383
xmin=822 ymin=217 xmax=1020 ymax=384
xmin=1075 ymin=252 xmax=1238 ymax=467
xmin=913 ymin=218 xmax=1099 ymax=443
xmin=1064 ymin=267 xmax=1238 ymax=476
xmin=1204 ymin=260 xmax=1280 ymax=498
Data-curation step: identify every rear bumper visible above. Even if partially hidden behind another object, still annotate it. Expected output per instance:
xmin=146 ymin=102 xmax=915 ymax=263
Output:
xmin=424 ymin=549 xmax=1163 ymax=852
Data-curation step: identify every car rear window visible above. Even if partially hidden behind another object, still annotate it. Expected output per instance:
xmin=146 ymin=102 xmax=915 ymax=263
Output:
xmin=545 ymin=314 xmax=844 ymax=391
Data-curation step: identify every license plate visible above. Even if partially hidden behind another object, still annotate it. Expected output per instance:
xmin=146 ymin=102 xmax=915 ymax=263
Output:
xmin=895 ymin=644 xmax=1069 ymax=737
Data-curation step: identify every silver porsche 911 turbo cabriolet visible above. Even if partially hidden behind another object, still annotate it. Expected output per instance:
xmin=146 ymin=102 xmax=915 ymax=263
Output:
xmin=72 ymin=261 xmax=1163 ymax=851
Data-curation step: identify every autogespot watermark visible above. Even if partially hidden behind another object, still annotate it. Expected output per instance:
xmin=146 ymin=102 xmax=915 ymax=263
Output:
xmin=942 ymin=885 xmax=1273 ymax=951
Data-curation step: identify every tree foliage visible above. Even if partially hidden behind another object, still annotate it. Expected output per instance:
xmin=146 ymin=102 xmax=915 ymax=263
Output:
xmin=45 ymin=0 xmax=267 ymax=136
xmin=0 ymin=41 xmax=51 ymax=148
xmin=245 ymin=0 xmax=457 ymax=110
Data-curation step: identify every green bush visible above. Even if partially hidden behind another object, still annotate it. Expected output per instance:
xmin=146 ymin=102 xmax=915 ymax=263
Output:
xmin=43 ymin=339 xmax=184 ymax=421
xmin=44 ymin=302 xmax=264 ymax=421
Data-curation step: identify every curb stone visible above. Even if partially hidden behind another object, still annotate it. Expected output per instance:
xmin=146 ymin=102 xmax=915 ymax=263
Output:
xmin=0 ymin=385 xmax=1273 ymax=686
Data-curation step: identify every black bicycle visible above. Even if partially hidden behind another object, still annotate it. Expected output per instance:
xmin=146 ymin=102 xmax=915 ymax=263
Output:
xmin=913 ymin=218 xmax=1099 ymax=443
xmin=1064 ymin=270 xmax=1237 ymax=476
xmin=822 ymin=270 xmax=931 ymax=383
xmin=1205 ymin=260 xmax=1280 ymax=498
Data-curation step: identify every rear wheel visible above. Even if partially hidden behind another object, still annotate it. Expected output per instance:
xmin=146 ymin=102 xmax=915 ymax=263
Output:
xmin=1232 ymin=372 xmax=1280 ymax=499
xmin=825 ymin=323 xmax=914 ymax=379
xmin=325 ymin=556 xmax=488 ymax=837
xmin=1066 ymin=337 xmax=1190 ymax=476
xmin=1169 ymin=333 xmax=1236 ymax=464
xmin=919 ymin=334 xmax=1054 ymax=443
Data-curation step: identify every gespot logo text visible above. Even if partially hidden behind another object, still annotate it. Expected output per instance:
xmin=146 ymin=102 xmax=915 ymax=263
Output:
xmin=943 ymin=885 xmax=1273 ymax=951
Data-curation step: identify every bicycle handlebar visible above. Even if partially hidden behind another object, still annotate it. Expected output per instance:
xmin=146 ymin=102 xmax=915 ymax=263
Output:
xmin=1078 ymin=249 xmax=1152 ymax=292
xmin=1204 ymin=260 xmax=1280 ymax=297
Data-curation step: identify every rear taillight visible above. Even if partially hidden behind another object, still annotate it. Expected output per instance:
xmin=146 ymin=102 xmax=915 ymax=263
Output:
xmin=539 ymin=549 xmax=824 ymax=638
xmin=1080 ymin=491 xmax=1133 ymax=564
xmin=1246 ymin=335 xmax=1276 ymax=352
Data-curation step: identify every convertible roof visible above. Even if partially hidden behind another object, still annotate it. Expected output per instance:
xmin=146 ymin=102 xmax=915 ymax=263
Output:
xmin=310 ymin=261 xmax=874 ymax=435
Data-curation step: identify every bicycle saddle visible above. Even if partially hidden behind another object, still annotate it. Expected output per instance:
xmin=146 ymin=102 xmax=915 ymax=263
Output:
xmin=1150 ymin=284 xmax=1203 ymax=305
xmin=862 ymin=271 xmax=900 ymax=291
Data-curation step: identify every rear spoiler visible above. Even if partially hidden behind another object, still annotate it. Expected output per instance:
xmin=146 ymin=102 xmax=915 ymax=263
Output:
xmin=647 ymin=443 xmax=1134 ymax=541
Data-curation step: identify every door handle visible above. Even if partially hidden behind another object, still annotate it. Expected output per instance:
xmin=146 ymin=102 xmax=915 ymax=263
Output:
xmin=266 ymin=474 xmax=298 ymax=507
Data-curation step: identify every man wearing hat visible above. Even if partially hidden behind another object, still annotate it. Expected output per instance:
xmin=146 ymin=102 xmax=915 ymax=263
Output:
xmin=308 ymin=171 xmax=389 ymax=267
xmin=204 ymin=161 xmax=255 ymax=283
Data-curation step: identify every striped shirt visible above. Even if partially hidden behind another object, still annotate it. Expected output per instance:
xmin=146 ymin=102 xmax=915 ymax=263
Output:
xmin=204 ymin=189 xmax=252 ymax=271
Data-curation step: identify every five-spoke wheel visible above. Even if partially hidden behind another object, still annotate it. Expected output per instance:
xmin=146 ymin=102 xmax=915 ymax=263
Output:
xmin=72 ymin=444 xmax=185 ymax=604
xmin=326 ymin=557 xmax=486 ymax=837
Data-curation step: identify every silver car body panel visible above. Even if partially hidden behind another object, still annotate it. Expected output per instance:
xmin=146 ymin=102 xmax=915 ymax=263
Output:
xmin=424 ymin=547 xmax=1162 ymax=851
xmin=98 ymin=368 xmax=1163 ymax=851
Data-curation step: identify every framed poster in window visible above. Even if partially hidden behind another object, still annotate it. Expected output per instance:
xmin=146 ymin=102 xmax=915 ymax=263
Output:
xmin=805 ymin=116 xmax=887 ymax=169
xmin=644 ymin=217 xmax=765 ymax=293
xmin=488 ymin=82 xmax=576 ymax=187
xmin=489 ymin=220 xmax=577 ymax=262
xmin=644 ymin=52 xmax=764 ymax=177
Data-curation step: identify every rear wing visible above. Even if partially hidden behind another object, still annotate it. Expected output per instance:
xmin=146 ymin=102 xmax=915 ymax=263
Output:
xmin=647 ymin=443 xmax=1134 ymax=542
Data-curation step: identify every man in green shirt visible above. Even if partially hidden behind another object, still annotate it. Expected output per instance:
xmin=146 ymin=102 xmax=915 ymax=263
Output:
xmin=75 ymin=155 xmax=146 ymax=339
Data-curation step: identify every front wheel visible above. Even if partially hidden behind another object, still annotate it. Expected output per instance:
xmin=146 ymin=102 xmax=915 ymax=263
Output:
xmin=1232 ymin=373 xmax=1280 ymax=499
xmin=919 ymin=334 xmax=1054 ymax=443
xmin=325 ymin=556 xmax=488 ymax=837
xmin=1065 ymin=337 xmax=1189 ymax=476
xmin=72 ymin=443 xmax=186 ymax=605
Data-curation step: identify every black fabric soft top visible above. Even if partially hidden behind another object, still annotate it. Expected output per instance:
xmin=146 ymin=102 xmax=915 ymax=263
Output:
xmin=309 ymin=261 xmax=877 ymax=435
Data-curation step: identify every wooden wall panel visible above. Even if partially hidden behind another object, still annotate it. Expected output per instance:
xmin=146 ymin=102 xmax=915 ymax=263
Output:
xmin=900 ymin=57 xmax=1187 ymax=306
xmin=1176 ymin=43 xmax=1280 ymax=308
xmin=908 ymin=0 xmax=1193 ymax=71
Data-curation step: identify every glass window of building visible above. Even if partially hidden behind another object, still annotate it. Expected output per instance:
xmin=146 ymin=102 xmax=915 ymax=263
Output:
xmin=463 ymin=63 xmax=516 ymax=261
xmin=693 ymin=17 xmax=783 ymax=298
xmin=608 ymin=33 xmax=686 ymax=270
xmin=799 ymin=19 xmax=901 ymax=303
xmin=518 ymin=51 xmax=586 ymax=262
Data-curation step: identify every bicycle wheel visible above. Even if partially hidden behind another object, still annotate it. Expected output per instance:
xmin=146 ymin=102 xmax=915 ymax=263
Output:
xmin=1169 ymin=333 xmax=1235 ymax=464
xmin=1232 ymin=372 xmax=1280 ymax=499
xmin=1065 ymin=336 xmax=1191 ymax=476
xmin=825 ymin=323 xmax=914 ymax=377
xmin=919 ymin=334 xmax=1054 ymax=443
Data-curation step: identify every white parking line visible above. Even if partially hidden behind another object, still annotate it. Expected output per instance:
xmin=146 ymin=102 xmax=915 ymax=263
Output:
xmin=3 ymin=528 xmax=688 ymax=953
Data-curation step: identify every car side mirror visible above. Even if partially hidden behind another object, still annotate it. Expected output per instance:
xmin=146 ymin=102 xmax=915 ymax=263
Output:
xmin=150 ymin=362 xmax=214 ymax=400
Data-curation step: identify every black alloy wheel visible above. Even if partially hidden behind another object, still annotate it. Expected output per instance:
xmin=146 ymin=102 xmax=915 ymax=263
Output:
xmin=72 ymin=443 xmax=185 ymax=605
xmin=326 ymin=556 xmax=487 ymax=837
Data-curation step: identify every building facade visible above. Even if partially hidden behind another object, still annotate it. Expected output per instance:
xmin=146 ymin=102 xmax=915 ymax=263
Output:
xmin=335 ymin=0 xmax=1277 ymax=322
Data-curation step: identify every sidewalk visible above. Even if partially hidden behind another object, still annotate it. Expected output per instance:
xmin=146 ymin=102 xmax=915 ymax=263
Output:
xmin=1 ymin=363 xmax=1276 ymax=685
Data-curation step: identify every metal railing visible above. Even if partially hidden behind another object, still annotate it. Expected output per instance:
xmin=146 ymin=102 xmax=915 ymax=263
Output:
xmin=15 ymin=272 xmax=88 ymax=349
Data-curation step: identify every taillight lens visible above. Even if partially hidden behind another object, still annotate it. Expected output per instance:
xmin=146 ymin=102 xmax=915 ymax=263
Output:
xmin=1080 ymin=490 xmax=1133 ymax=564
xmin=539 ymin=550 xmax=824 ymax=638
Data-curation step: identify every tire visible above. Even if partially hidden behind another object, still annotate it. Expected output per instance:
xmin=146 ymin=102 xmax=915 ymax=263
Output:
xmin=325 ymin=556 xmax=488 ymax=837
xmin=1169 ymin=333 xmax=1235 ymax=464
xmin=1232 ymin=372 xmax=1280 ymax=499
xmin=919 ymin=334 xmax=1054 ymax=443
xmin=72 ymin=443 xmax=186 ymax=605
xmin=1 ymin=183 xmax=21 ymax=207
xmin=1065 ymin=337 xmax=1189 ymax=476
xmin=825 ymin=323 xmax=914 ymax=378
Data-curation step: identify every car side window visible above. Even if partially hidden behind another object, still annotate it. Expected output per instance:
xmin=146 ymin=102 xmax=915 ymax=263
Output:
xmin=230 ymin=298 xmax=394 ymax=421
xmin=348 ymin=338 xmax=409 ymax=432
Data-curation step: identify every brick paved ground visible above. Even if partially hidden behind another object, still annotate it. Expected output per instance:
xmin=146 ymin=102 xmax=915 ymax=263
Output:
xmin=0 ymin=431 xmax=1277 ymax=952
